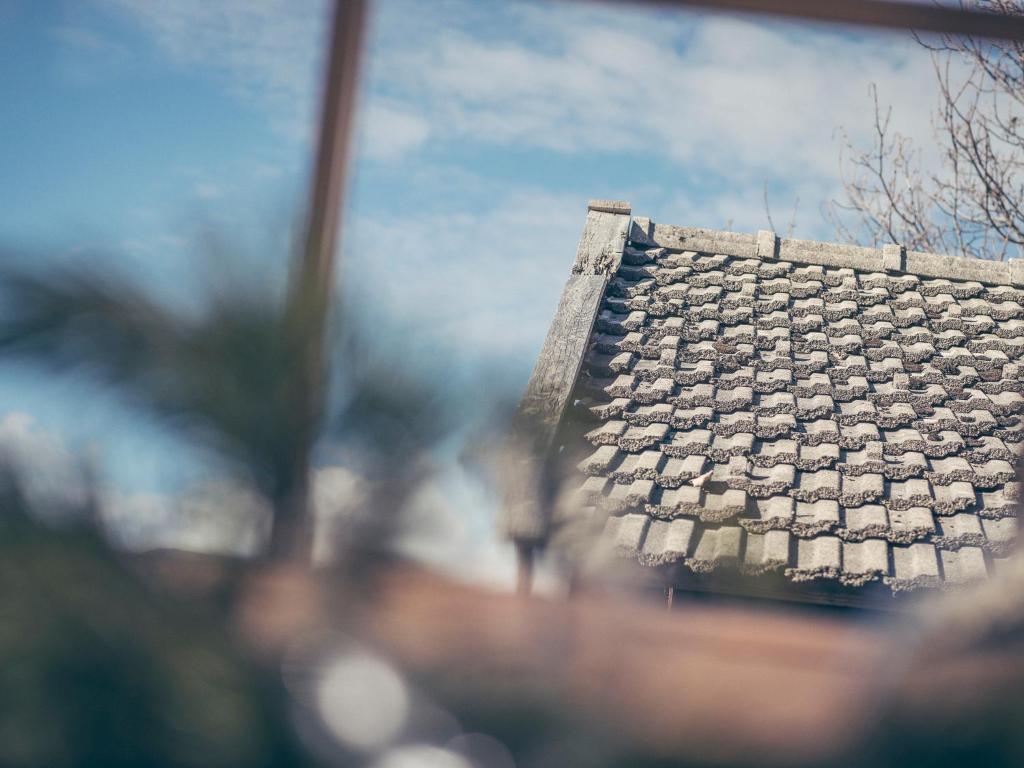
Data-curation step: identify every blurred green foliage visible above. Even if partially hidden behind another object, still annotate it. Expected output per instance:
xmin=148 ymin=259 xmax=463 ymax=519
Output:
xmin=0 ymin=476 xmax=313 ymax=768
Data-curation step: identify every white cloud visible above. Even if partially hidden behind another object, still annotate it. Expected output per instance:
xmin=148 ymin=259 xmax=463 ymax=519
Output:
xmin=311 ymin=465 xmax=367 ymax=564
xmin=358 ymin=102 xmax=431 ymax=161
xmin=96 ymin=0 xmax=427 ymax=160
xmin=394 ymin=466 xmax=516 ymax=588
xmin=100 ymin=0 xmax=328 ymax=140
xmin=372 ymin=1 xmax=941 ymax=177
xmin=0 ymin=410 xmax=267 ymax=554
xmin=0 ymin=411 xmax=89 ymax=515
xmin=0 ymin=410 xmax=509 ymax=578
xmin=194 ymin=182 xmax=223 ymax=200
xmin=89 ymin=0 xmax=956 ymax=364
xmin=346 ymin=187 xmax=587 ymax=365
xmin=312 ymin=462 xmax=516 ymax=588
xmin=51 ymin=23 xmax=132 ymax=57
xmin=96 ymin=0 xmax=947 ymax=180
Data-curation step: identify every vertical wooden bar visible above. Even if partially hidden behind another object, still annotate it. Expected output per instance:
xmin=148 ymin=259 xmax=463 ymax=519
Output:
xmin=274 ymin=0 xmax=368 ymax=561
xmin=516 ymin=542 xmax=535 ymax=596
xmin=296 ymin=0 xmax=368 ymax=303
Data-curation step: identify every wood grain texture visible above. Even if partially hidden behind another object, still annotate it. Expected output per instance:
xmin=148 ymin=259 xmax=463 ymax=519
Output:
xmin=651 ymin=225 xmax=759 ymax=257
xmin=650 ymin=221 xmax=1023 ymax=286
xmin=573 ymin=210 xmax=630 ymax=275
xmin=518 ymin=274 xmax=607 ymax=439
xmin=586 ymin=199 xmax=631 ymax=215
xmin=503 ymin=206 xmax=630 ymax=542
xmin=502 ymin=275 xmax=608 ymax=541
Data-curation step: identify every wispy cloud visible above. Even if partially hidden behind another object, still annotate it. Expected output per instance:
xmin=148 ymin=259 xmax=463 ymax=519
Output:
xmin=51 ymin=23 xmax=132 ymax=57
xmin=371 ymin=1 xmax=939 ymax=176
xmin=347 ymin=186 xmax=587 ymax=366
xmin=194 ymin=182 xmax=223 ymax=200
xmin=100 ymin=0 xmax=328 ymax=140
xmin=95 ymin=0 xmax=943 ymax=186
xmin=359 ymin=101 xmax=431 ymax=161
xmin=87 ymin=0 xmax=949 ymax=358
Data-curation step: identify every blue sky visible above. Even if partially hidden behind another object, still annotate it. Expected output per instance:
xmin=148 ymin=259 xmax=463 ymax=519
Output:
xmin=0 ymin=0 xmax=944 ymax=580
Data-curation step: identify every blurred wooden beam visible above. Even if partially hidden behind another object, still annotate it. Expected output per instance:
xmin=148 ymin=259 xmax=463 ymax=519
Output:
xmin=618 ymin=0 xmax=1024 ymax=42
xmin=298 ymin=0 xmax=368 ymax=301
xmin=516 ymin=541 xmax=535 ymax=596
xmin=279 ymin=0 xmax=367 ymax=560
xmin=361 ymin=566 xmax=885 ymax=767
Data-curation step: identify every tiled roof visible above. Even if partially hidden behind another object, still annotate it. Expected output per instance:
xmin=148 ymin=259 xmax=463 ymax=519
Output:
xmin=560 ymin=212 xmax=1023 ymax=594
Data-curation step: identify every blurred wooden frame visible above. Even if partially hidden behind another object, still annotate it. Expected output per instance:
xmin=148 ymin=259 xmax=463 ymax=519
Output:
xmin=358 ymin=565 xmax=885 ymax=767
xmin=127 ymin=549 xmax=1020 ymax=767
xmin=636 ymin=0 xmax=1024 ymax=41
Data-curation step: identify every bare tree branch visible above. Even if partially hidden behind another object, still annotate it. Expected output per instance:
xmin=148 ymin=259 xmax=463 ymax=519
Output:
xmin=763 ymin=179 xmax=778 ymax=233
xmin=831 ymin=0 xmax=1024 ymax=261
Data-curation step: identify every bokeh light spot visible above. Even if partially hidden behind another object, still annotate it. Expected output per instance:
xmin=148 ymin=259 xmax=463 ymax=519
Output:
xmin=370 ymin=745 xmax=474 ymax=768
xmin=316 ymin=650 xmax=409 ymax=752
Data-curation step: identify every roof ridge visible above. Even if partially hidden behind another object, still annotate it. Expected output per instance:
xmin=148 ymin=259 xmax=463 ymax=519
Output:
xmin=632 ymin=219 xmax=1024 ymax=288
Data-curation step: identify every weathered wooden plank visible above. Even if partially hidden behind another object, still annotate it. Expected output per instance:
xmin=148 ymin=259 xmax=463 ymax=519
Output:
xmin=906 ymin=250 xmax=1012 ymax=284
xmin=650 ymin=225 xmax=759 ymax=257
xmin=574 ymin=208 xmax=630 ymax=275
xmin=518 ymin=274 xmax=607 ymax=438
xmin=778 ymin=237 xmax=881 ymax=272
xmin=650 ymin=221 xmax=1023 ymax=286
xmin=586 ymin=199 xmax=631 ymax=215
xmin=501 ymin=274 xmax=607 ymax=541
xmin=502 ymin=202 xmax=630 ymax=543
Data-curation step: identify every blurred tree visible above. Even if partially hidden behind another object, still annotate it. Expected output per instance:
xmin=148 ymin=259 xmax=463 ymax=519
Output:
xmin=829 ymin=0 xmax=1024 ymax=260
xmin=0 ymin=267 xmax=317 ymax=559
xmin=0 ymin=256 xmax=460 ymax=567
xmin=0 ymin=473 xmax=311 ymax=768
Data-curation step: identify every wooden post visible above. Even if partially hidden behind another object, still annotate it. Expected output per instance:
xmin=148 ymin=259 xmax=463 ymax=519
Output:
xmin=665 ymin=586 xmax=675 ymax=611
xmin=516 ymin=542 xmax=535 ymax=596
xmin=295 ymin=0 xmax=368 ymax=304
xmin=276 ymin=0 xmax=367 ymax=562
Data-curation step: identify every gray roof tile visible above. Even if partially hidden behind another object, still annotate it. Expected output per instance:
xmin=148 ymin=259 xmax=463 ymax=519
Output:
xmin=742 ymin=496 xmax=795 ymax=533
xmin=841 ymin=539 xmax=889 ymax=586
xmin=981 ymin=516 xmax=1018 ymax=555
xmin=934 ymin=513 xmax=985 ymax=548
xmin=640 ymin=518 xmax=696 ymax=566
xmin=888 ymin=543 xmax=942 ymax=591
xmin=839 ymin=504 xmax=890 ymax=540
xmin=687 ymin=526 xmax=743 ymax=572
xmin=939 ymin=547 xmax=989 ymax=586
xmin=888 ymin=506 xmax=937 ymax=542
xmin=560 ymin=218 xmax=1023 ymax=595
xmin=602 ymin=513 xmax=649 ymax=558
xmin=742 ymin=530 xmax=791 ymax=574
xmin=788 ymin=536 xmax=842 ymax=581
xmin=792 ymin=499 xmax=840 ymax=536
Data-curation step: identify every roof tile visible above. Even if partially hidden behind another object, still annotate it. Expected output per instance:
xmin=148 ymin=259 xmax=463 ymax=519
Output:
xmin=841 ymin=539 xmax=890 ymax=586
xmin=640 ymin=518 xmax=696 ymax=566
xmin=556 ymin=218 xmax=1024 ymax=595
